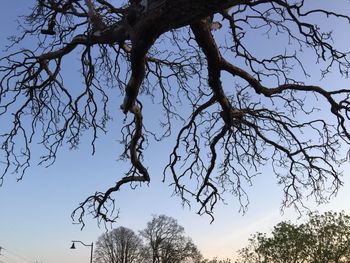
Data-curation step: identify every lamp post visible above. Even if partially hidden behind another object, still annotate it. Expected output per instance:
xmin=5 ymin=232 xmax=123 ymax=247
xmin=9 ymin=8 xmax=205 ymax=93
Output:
xmin=70 ymin=240 xmax=93 ymax=263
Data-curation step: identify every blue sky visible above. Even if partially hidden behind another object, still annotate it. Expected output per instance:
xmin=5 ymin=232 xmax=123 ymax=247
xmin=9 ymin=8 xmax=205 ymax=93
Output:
xmin=1 ymin=1 xmax=350 ymax=263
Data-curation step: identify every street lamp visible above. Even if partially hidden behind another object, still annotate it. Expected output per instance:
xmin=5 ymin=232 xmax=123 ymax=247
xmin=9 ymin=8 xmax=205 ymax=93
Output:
xmin=70 ymin=240 xmax=93 ymax=263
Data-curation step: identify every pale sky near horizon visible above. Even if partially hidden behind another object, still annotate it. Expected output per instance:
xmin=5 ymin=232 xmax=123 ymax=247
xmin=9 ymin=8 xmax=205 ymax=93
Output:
xmin=1 ymin=1 xmax=350 ymax=263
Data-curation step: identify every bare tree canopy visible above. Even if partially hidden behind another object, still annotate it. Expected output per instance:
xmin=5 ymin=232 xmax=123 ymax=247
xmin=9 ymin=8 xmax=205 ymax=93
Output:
xmin=94 ymin=215 xmax=202 ymax=263
xmin=140 ymin=215 xmax=202 ymax=263
xmin=1 ymin=0 xmax=350 ymax=225
xmin=95 ymin=226 xmax=143 ymax=263
xmin=202 ymin=259 xmax=231 ymax=263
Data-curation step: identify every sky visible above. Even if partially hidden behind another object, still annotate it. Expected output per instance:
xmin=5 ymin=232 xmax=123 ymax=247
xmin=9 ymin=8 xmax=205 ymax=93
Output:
xmin=0 ymin=1 xmax=350 ymax=263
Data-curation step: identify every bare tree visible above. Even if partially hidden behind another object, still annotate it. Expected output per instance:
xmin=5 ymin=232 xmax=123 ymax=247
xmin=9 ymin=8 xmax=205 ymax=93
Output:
xmin=202 ymin=259 xmax=231 ymax=263
xmin=94 ymin=226 xmax=143 ymax=263
xmin=140 ymin=215 xmax=202 ymax=263
xmin=1 ymin=0 xmax=350 ymax=225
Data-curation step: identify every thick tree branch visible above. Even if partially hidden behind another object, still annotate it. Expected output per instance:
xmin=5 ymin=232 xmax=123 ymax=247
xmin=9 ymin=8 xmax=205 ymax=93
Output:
xmin=1 ymin=0 xmax=350 ymax=226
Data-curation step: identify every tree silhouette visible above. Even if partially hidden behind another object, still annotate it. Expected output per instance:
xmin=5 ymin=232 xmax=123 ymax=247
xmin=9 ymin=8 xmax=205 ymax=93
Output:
xmin=235 ymin=211 xmax=350 ymax=263
xmin=93 ymin=215 xmax=202 ymax=263
xmin=94 ymin=226 xmax=143 ymax=263
xmin=1 ymin=0 xmax=350 ymax=225
xmin=140 ymin=215 xmax=202 ymax=263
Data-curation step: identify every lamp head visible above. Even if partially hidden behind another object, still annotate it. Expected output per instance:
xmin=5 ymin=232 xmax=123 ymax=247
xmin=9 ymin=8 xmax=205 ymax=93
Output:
xmin=70 ymin=242 xmax=76 ymax=249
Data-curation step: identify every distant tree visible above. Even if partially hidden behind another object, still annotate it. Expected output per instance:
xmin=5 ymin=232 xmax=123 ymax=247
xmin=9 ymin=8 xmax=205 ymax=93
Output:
xmin=140 ymin=215 xmax=202 ymax=263
xmin=235 ymin=211 xmax=350 ymax=263
xmin=2 ymin=1 xmax=350 ymax=225
xmin=305 ymin=212 xmax=350 ymax=263
xmin=235 ymin=222 xmax=311 ymax=263
xmin=94 ymin=226 xmax=143 ymax=263
xmin=202 ymin=258 xmax=231 ymax=263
